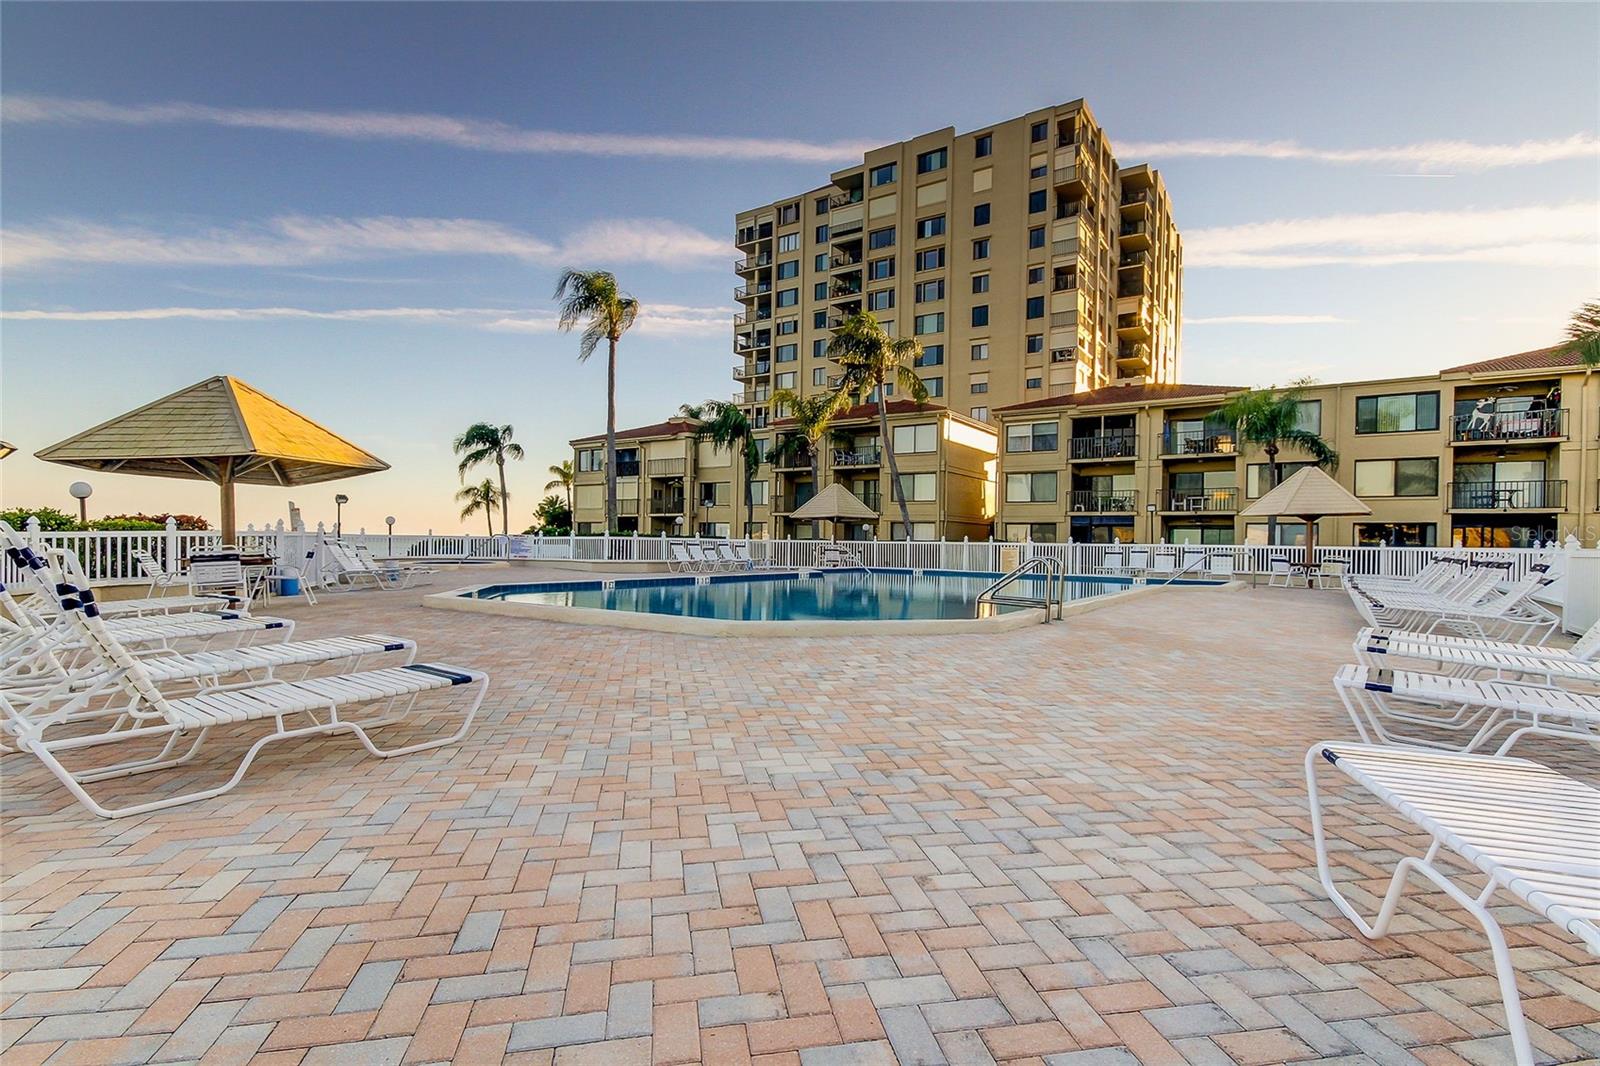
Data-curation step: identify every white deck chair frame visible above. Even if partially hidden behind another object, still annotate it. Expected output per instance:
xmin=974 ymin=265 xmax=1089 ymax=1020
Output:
xmin=1305 ymin=742 xmax=1600 ymax=1065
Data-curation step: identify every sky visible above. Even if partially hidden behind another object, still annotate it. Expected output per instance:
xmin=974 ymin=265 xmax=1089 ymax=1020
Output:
xmin=2 ymin=2 xmax=1597 ymax=534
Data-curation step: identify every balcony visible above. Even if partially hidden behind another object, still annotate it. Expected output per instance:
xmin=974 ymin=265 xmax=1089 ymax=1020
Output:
xmin=1052 ymin=273 xmax=1079 ymax=292
xmin=1117 ymin=279 xmax=1146 ymax=298
xmin=771 ymin=488 xmax=816 ymax=515
xmin=1070 ymin=490 xmax=1138 ymax=513
xmin=829 ymin=253 xmax=863 ymax=272
xmin=828 ymin=190 xmax=863 ymax=210
xmin=1160 ymin=488 xmax=1238 ymax=514
xmin=648 ymin=494 xmax=686 ymax=516
xmin=856 ymin=487 xmax=882 ymax=512
xmin=734 ymin=251 xmax=772 ymax=274
xmin=735 ymin=222 xmax=773 ymax=246
xmin=1116 ymin=311 xmax=1151 ymax=338
xmin=1116 ymin=343 xmax=1151 ymax=373
xmin=1449 ymin=408 xmax=1567 ymax=445
xmin=833 ymin=448 xmax=881 ymax=468
xmin=734 ymin=282 xmax=772 ymax=301
xmin=1120 ymin=190 xmax=1152 ymax=211
xmin=1118 ymin=250 xmax=1148 ymax=269
xmin=1118 ymin=221 xmax=1150 ymax=249
xmin=647 ymin=458 xmax=686 ymax=478
xmin=615 ymin=499 xmax=640 ymax=517
xmin=772 ymin=449 xmax=812 ymax=472
xmin=1069 ymin=432 xmax=1137 ymax=461
xmin=1161 ymin=428 xmax=1236 ymax=456
xmin=829 ymin=283 xmax=863 ymax=301
xmin=1447 ymin=480 xmax=1566 ymax=511
xmin=829 ymin=215 xmax=864 ymax=240
xmin=733 ymin=360 xmax=771 ymax=381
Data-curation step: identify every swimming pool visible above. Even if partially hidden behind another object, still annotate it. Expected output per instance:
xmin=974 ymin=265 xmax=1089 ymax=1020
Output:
xmin=430 ymin=567 xmax=1206 ymax=635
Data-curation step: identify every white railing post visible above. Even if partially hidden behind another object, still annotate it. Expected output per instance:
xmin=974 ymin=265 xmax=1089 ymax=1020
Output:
xmin=164 ymin=516 xmax=179 ymax=571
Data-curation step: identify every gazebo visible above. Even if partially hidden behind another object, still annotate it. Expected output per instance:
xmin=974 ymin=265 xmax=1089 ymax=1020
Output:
xmin=36 ymin=375 xmax=388 ymax=544
xmin=788 ymin=483 xmax=878 ymax=540
xmin=1238 ymin=466 xmax=1371 ymax=559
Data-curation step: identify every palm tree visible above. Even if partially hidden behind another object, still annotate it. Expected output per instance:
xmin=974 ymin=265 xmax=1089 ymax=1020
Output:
xmin=544 ymin=460 xmax=575 ymax=514
xmin=826 ymin=312 xmax=930 ymax=538
xmin=452 ymin=423 xmax=524 ymax=537
xmin=680 ymin=400 xmax=759 ymax=538
xmin=554 ymin=270 xmax=640 ymax=530
xmin=455 ymin=479 xmax=503 ymax=538
xmin=1214 ymin=381 xmax=1339 ymax=545
xmin=1558 ymin=298 xmax=1600 ymax=368
xmin=770 ymin=389 xmax=846 ymax=489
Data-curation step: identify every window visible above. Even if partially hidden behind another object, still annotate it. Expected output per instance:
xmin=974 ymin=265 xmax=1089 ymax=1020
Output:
xmin=749 ymin=480 xmax=770 ymax=506
xmin=1031 ymin=120 xmax=1048 ymax=142
xmin=1356 ymin=391 xmax=1440 ymax=434
xmin=1006 ymin=421 xmax=1059 ymax=453
xmin=776 ymin=260 xmax=799 ymax=279
xmin=1354 ymin=458 xmax=1439 ymax=497
xmin=1026 ymin=296 xmax=1044 ymax=319
xmin=813 ymin=311 xmax=827 ymax=329
xmin=774 ymin=371 xmax=796 ymax=390
xmin=776 ymin=288 xmax=798 ymax=307
xmin=1005 ymin=522 xmax=1057 ymax=543
xmin=776 ymin=318 xmax=797 ymax=335
xmin=970 ymin=406 xmax=989 ymax=423
xmin=815 ymin=224 xmax=829 ymax=243
xmin=915 ymin=344 xmax=944 ymax=367
xmin=1028 ymin=189 xmax=1047 ymax=213
xmin=1165 ymin=526 xmax=1234 ymax=546
xmin=1051 ymin=348 xmax=1074 ymax=364
xmin=892 ymin=423 xmax=938 ymax=453
xmin=891 ymin=521 xmax=936 ymax=541
xmin=1026 ymin=376 xmax=1043 ymax=389
xmin=969 ymin=373 xmax=989 ymax=394
xmin=914 ymin=313 xmax=944 ymax=335
xmin=916 ymin=147 xmax=948 ymax=174
xmin=972 ymin=238 xmax=990 ymax=259
xmin=1027 ymin=266 xmax=1044 ymax=284
xmin=974 ymin=133 xmax=992 ymax=158
xmin=697 ymin=522 xmax=731 ymax=539
xmin=777 ymin=233 xmax=799 ymax=253
xmin=811 ymin=367 xmax=826 ymax=387
xmin=1295 ymin=399 xmax=1322 ymax=435
xmin=973 ymin=203 xmax=991 ymax=226
xmin=1246 ymin=461 xmax=1314 ymax=498
xmin=577 ymin=447 xmax=604 ymax=472
xmin=904 ymin=473 xmax=937 ymax=501
xmin=812 ymin=339 xmax=827 ymax=357
xmin=867 ymin=289 xmax=894 ymax=311
xmin=1245 ymin=521 xmax=1313 ymax=547
xmin=776 ymin=344 xmax=798 ymax=363
xmin=915 ymin=215 xmax=946 ymax=239
xmin=970 ymin=305 xmax=989 ymax=327
xmin=970 ymin=342 xmax=989 ymax=361
xmin=1356 ymin=523 xmax=1437 ymax=548
xmin=922 ymin=376 xmax=944 ymax=398
xmin=814 ymin=253 xmax=828 ymax=271
xmin=868 ymin=257 xmax=895 ymax=280
xmin=915 ymin=279 xmax=945 ymax=302
xmin=869 ymin=162 xmax=896 ymax=187
xmin=778 ymin=203 xmax=800 ymax=225
xmin=1006 ymin=471 xmax=1057 ymax=503
xmin=700 ymin=482 xmax=729 ymax=506
xmin=815 ymin=196 xmax=830 ymax=216
xmin=915 ymin=247 xmax=945 ymax=271
xmin=1028 ymin=226 xmax=1045 ymax=249
xmin=1029 ymin=164 xmax=1047 ymax=179
xmin=869 ymin=227 xmax=895 ymax=250
xmin=971 ymin=273 xmax=989 ymax=294
xmin=813 ymin=282 xmax=828 ymax=300
xmin=1025 ymin=334 xmax=1043 ymax=353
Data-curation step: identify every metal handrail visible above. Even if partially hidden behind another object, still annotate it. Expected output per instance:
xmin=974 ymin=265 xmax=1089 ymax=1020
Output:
xmin=1148 ymin=554 xmax=1210 ymax=586
xmin=977 ymin=557 xmax=1066 ymax=622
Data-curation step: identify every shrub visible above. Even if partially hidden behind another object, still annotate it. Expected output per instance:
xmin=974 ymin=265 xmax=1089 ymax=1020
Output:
xmin=0 ymin=506 xmax=81 ymax=531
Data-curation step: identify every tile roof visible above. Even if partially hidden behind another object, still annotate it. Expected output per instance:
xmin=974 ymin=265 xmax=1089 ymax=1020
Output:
xmin=994 ymin=382 xmax=1246 ymax=414
xmin=773 ymin=399 xmax=942 ymax=428
xmin=570 ymin=418 xmax=700 ymax=445
xmin=1441 ymin=345 xmax=1579 ymax=375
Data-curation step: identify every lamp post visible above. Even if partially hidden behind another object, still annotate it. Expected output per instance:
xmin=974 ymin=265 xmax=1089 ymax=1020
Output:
xmin=385 ymin=515 xmax=395 ymax=555
xmin=1145 ymin=501 xmax=1157 ymax=543
xmin=69 ymin=481 xmax=93 ymax=524
xmin=334 ymin=494 xmax=349 ymax=539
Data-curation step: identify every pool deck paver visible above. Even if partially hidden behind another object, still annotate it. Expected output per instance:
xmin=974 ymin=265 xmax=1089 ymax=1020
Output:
xmin=2 ymin=567 xmax=1597 ymax=1065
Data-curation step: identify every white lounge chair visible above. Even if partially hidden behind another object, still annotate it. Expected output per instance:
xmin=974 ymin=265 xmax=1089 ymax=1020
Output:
xmin=667 ymin=541 xmax=698 ymax=573
xmin=1267 ymin=557 xmax=1296 ymax=588
xmin=1206 ymin=552 xmax=1236 ymax=579
xmin=353 ymin=543 xmax=438 ymax=586
xmin=1356 ymin=620 xmax=1600 ymax=667
xmin=1332 ymin=663 xmax=1600 ymax=754
xmin=1124 ymin=547 xmax=1149 ymax=573
xmin=132 ymin=548 xmax=187 ymax=597
xmin=9 ymin=581 xmax=486 ymax=818
xmin=1305 ymin=742 xmax=1599 ymax=1065
xmin=730 ymin=543 xmax=784 ymax=571
xmin=1354 ymin=623 xmax=1600 ymax=684
xmin=1094 ymin=547 xmax=1126 ymax=575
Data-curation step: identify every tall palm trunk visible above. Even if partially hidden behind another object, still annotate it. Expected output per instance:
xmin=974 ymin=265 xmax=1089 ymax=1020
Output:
xmin=878 ymin=380 xmax=913 ymax=538
xmin=484 ymin=504 xmax=494 ymax=539
xmin=496 ymin=457 xmax=509 ymax=537
xmin=1265 ymin=443 xmax=1280 ymax=546
xmin=605 ymin=334 xmax=618 ymax=531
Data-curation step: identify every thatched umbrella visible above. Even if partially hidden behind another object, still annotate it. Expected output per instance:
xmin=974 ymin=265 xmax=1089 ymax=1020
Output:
xmin=36 ymin=375 xmax=388 ymax=544
xmin=1238 ymin=466 xmax=1371 ymax=559
xmin=789 ymin=482 xmax=878 ymax=541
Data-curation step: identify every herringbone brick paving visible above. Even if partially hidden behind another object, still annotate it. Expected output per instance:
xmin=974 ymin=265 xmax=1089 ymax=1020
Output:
xmin=2 ymin=569 xmax=1596 ymax=1064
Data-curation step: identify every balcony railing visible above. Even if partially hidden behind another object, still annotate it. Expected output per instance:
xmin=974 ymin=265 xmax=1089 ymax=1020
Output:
xmin=1160 ymin=488 xmax=1239 ymax=513
xmin=616 ymin=499 xmax=640 ymax=516
xmin=648 ymin=495 xmax=686 ymax=515
xmin=1069 ymin=432 xmax=1137 ymax=461
xmin=1450 ymin=408 xmax=1568 ymax=443
xmin=830 ymin=285 xmax=863 ymax=300
xmin=735 ymin=223 xmax=773 ymax=245
xmin=604 ymin=460 xmax=641 ymax=478
xmin=1162 ymin=428 xmax=1236 ymax=455
xmin=1120 ymin=190 xmax=1152 ymax=208
xmin=833 ymin=448 xmax=881 ymax=468
xmin=1070 ymin=490 xmax=1138 ymax=513
xmin=856 ymin=488 xmax=882 ymax=512
xmin=829 ymin=254 xmax=863 ymax=271
xmin=733 ymin=360 xmax=771 ymax=380
xmin=735 ymin=334 xmax=771 ymax=353
xmin=1116 ymin=312 xmax=1150 ymax=333
xmin=771 ymin=450 xmax=812 ymax=472
xmin=828 ymin=190 xmax=863 ymax=209
xmin=1052 ymin=274 xmax=1079 ymax=292
xmin=734 ymin=283 xmax=771 ymax=301
xmin=830 ymin=218 xmax=863 ymax=239
xmin=1447 ymin=480 xmax=1566 ymax=510
xmin=734 ymin=252 xmax=771 ymax=273
xmin=647 ymin=458 xmax=686 ymax=477
xmin=1118 ymin=251 xmax=1148 ymax=268
xmin=1119 ymin=221 xmax=1147 ymax=239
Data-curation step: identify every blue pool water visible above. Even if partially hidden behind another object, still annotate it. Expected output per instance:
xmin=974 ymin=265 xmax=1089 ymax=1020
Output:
xmin=470 ymin=568 xmax=1146 ymax=622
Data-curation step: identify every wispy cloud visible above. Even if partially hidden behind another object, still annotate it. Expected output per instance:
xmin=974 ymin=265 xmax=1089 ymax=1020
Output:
xmin=0 ymin=303 xmax=733 ymax=336
xmin=1119 ymin=134 xmax=1600 ymax=172
xmin=1184 ymin=314 xmax=1348 ymax=325
xmin=2 ymin=94 xmax=873 ymax=164
xmin=0 ymin=215 xmax=731 ymax=271
xmin=1186 ymin=201 xmax=1599 ymax=269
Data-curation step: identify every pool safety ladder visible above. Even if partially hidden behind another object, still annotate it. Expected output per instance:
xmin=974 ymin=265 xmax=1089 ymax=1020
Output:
xmin=977 ymin=557 xmax=1067 ymax=622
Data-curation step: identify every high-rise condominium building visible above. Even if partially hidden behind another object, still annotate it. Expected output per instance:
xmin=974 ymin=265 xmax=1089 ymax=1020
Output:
xmin=733 ymin=99 xmax=1182 ymax=432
